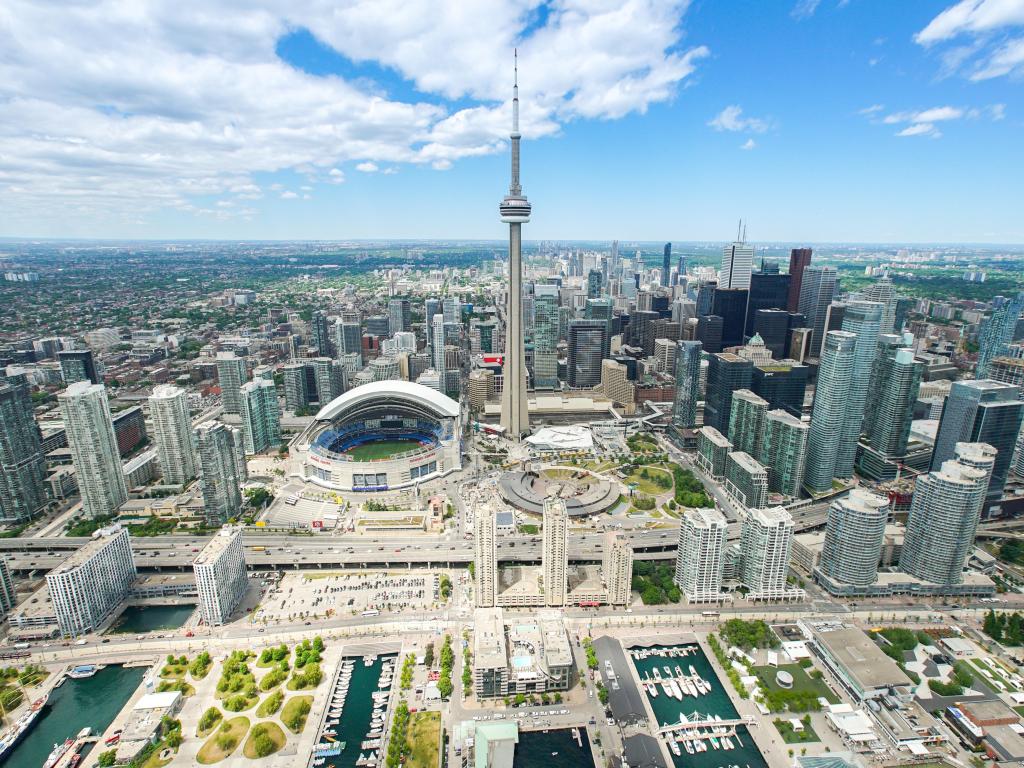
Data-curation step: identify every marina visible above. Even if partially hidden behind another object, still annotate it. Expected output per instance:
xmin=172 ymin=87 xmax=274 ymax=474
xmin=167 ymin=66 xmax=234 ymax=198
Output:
xmin=311 ymin=652 xmax=397 ymax=768
xmin=2 ymin=664 xmax=145 ymax=768
xmin=629 ymin=644 xmax=768 ymax=768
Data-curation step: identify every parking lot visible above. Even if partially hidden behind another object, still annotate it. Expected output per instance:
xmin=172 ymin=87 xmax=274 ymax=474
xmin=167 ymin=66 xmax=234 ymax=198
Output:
xmin=252 ymin=570 xmax=448 ymax=624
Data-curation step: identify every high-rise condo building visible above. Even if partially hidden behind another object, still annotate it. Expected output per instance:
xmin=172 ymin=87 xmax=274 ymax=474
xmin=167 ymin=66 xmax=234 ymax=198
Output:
xmin=786 ymin=248 xmax=812 ymax=313
xmin=431 ymin=314 xmax=446 ymax=376
xmin=47 ymin=524 xmax=136 ymax=637
xmin=662 ymin=242 xmax=672 ymax=287
xmin=739 ymin=506 xmax=794 ymax=600
xmin=797 ymin=266 xmax=837 ymax=357
xmin=674 ymin=507 xmax=727 ymax=602
xmin=567 ymin=319 xmax=607 ymax=388
xmin=725 ymin=451 xmax=769 ymax=510
xmin=475 ymin=505 xmax=497 ymax=608
xmin=283 ymin=362 xmax=310 ymax=413
xmin=858 ymin=339 xmax=924 ymax=479
xmin=499 ymin=55 xmax=530 ymax=438
xmin=310 ymin=310 xmax=331 ymax=357
xmin=696 ymin=426 xmax=732 ymax=479
xmin=746 ymin=271 xmax=790 ymax=338
xmin=335 ymin=313 xmax=363 ymax=364
xmin=931 ymin=380 xmax=1023 ymax=503
xmin=804 ymin=331 xmax=856 ymax=493
xmin=816 ymin=488 xmax=890 ymax=593
xmin=603 ymin=531 xmax=633 ymax=607
xmin=542 ymin=497 xmax=568 ymax=607
xmin=148 ymin=384 xmax=197 ymax=486
xmin=695 ymin=315 xmax=724 ymax=354
xmin=216 ymin=351 xmax=248 ymax=415
xmin=0 ymin=369 xmax=47 ymax=523
xmin=728 ymin=389 xmax=768 ymax=457
xmin=195 ymin=421 xmax=245 ymax=525
xmin=900 ymin=443 xmax=995 ymax=585
xmin=757 ymin=409 xmax=808 ymax=497
xmin=0 ymin=557 xmax=15 ymax=619
xmin=977 ymin=292 xmax=1024 ymax=379
xmin=672 ymin=340 xmax=703 ymax=430
xmin=57 ymin=348 xmax=101 ymax=386
xmin=193 ymin=526 xmax=248 ymax=626
xmin=859 ymin=276 xmax=898 ymax=334
xmin=587 ymin=268 xmax=603 ymax=299
xmin=312 ymin=357 xmax=345 ymax=405
xmin=59 ymin=382 xmax=127 ymax=518
xmin=239 ymin=379 xmax=280 ymax=455
xmin=835 ymin=301 xmax=883 ymax=478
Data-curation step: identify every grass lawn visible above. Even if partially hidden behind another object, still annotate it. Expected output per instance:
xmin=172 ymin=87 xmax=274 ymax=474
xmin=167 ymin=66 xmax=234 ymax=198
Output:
xmin=970 ymin=657 xmax=1020 ymax=692
xmin=754 ymin=664 xmax=840 ymax=703
xmin=160 ymin=662 xmax=188 ymax=679
xmin=197 ymin=709 xmax=223 ymax=738
xmin=139 ymin=744 xmax=175 ymax=768
xmin=197 ymin=716 xmax=249 ymax=764
xmin=157 ymin=679 xmax=195 ymax=697
xmin=773 ymin=718 xmax=819 ymax=744
xmin=281 ymin=695 xmax=313 ymax=733
xmin=624 ymin=466 xmax=674 ymax=496
xmin=345 ymin=439 xmax=424 ymax=460
xmin=243 ymin=721 xmax=286 ymax=759
xmin=405 ymin=712 xmax=441 ymax=768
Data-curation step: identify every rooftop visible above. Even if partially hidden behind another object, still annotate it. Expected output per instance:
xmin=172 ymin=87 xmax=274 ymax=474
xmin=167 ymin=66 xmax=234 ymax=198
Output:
xmin=193 ymin=526 xmax=241 ymax=567
xmin=812 ymin=625 xmax=912 ymax=691
xmin=50 ymin=525 xmax=127 ymax=575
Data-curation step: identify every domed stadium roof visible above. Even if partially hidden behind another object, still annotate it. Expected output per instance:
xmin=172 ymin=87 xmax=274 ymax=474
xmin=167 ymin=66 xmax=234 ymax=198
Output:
xmin=315 ymin=380 xmax=460 ymax=422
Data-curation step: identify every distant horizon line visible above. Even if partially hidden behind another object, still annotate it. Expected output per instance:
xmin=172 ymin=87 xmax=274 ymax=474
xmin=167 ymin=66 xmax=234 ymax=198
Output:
xmin=2 ymin=236 xmax=1024 ymax=250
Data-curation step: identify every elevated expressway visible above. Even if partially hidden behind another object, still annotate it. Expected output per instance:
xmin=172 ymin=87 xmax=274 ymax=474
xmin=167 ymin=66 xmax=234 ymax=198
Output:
xmin=0 ymin=502 xmax=829 ymax=574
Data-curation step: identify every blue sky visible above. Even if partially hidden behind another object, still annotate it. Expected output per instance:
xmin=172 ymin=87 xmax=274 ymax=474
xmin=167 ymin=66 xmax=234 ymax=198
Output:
xmin=1 ymin=0 xmax=1022 ymax=243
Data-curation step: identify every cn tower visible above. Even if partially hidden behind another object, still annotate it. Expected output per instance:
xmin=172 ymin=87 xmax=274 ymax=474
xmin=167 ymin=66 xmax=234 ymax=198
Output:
xmin=499 ymin=51 xmax=530 ymax=438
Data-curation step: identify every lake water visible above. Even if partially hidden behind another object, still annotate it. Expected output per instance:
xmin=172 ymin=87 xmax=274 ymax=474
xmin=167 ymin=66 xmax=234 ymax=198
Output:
xmin=7 ymin=664 xmax=145 ymax=767
xmin=108 ymin=604 xmax=196 ymax=634
xmin=513 ymin=727 xmax=595 ymax=767
xmin=630 ymin=644 xmax=768 ymax=768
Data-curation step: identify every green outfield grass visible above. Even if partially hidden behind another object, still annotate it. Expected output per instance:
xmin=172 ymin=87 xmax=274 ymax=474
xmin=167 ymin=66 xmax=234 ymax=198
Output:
xmin=344 ymin=438 xmax=425 ymax=460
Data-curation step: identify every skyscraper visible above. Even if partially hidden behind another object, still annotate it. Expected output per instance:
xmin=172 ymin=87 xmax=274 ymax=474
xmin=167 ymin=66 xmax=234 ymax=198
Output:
xmin=335 ymin=313 xmax=362 ymax=364
xmin=712 ymin=288 xmax=748 ymax=349
xmin=758 ymin=409 xmax=809 ymax=497
xmin=900 ymin=443 xmax=995 ymax=585
xmin=310 ymin=310 xmax=331 ymax=356
xmin=283 ymin=362 xmax=310 ymax=413
xmin=746 ymin=271 xmax=790 ymax=337
xmin=59 ymin=382 xmax=128 ymax=519
xmin=835 ymin=301 xmax=883 ymax=478
xmin=703 ymin=352 xmax=753 ymax=435
xmin=567 ymin=319 xmax=607 ymax=388
xmin=661 ymin=242 xmax=672 ymax=287
xmin=533 ymin=285 xmax=560 ymax=389
xmin=977 ymin=292 xmax=1024 ymax=378
xmin=860 ymin=276 xmax=898 ymax=334
xmin=216 ymin=351 xmax=248 ymax=415
xmin=931 ymin=379 xmax=1023 ymax=502
xmin=603 ymin=531 xmax=633 ymax=606
xmin=57 ymin=348 xmax=101 ymax=386
xmin=751 ymin=360 xmax=808 ymax=419
xmin=672 ymin=340 xmax=703 ymax=430
xmin=739 ymin=506 xmax=794 ymax=599
xmin=817 ymin=488 xmax=890 ymax=593
xmin=239 ymin=379 xmax=280 ymax=455
xmin=475 ymin=505 xmax=497 ymax=608
xmin=388 ymin=298 xmax=411 ymax=335
xmin=542 ymin=497 xmax=568 ymax=607
xmin=725 ymin=451 xmax=769 ymax=509
xmin=195 ymin=421 xmax=244 ymax=525
xmin=431 ymin=314 xmax=446 ymax=376
xmin=193 ymin=526 xmax=248 ymax=627
xmin=695 ymin=315 xmax=724 ymax=354
xmin=721 ymin=231 xmax=754 ymax=290
xmin=499 ymin=54 xmax=530 ymax=438
xmin=149 ymin=384 xmax=197 ymax=486
xmin=797 ymin=266 xmax=837 ymax=357
xmin=728 ymin=389 xmax=768 ymax=457
xmin=0 ymin=369 xmax=47 ymax=523
xmin=586 ymin=268 xmax=602 ymax=299
xmin=674 ymin=507 xmax=727 ymax=602
xmin=786 ymin=248 xmax=812 ymax=313
xmin=804 ymin=330 xmax=856 ymax=493
xmin=859 ymin=341 xmax=923 ymax=475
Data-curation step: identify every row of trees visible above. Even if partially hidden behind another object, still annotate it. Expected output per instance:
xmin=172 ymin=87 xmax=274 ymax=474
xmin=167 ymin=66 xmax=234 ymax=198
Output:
xmin=984 ymin=609 xmax=1024 ymax=645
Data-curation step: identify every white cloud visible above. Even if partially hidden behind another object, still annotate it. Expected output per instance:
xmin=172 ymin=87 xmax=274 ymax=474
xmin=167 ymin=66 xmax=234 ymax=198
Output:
xmin=916 ymin=1 xmax=1024 ymax=80
xmin=897 ymin=123 xmax=941 ymax=138
xmin=859 ymin=104 xmax=884 ymax=115
xmin=0 ymin=0 xmax=709 ymax=229
xmin=916 ymin=0 xmax=1024 ymax=45
xmin=883 ymin=106 xmax=964 ymax=123
xmin=280 ymin=190 xmax=298 ymax=199
xmin=989 ymin=102 xmax=1007 ymax=119
xmin=708 ymin=105 xmax=770 ymax=133
xmin=740 ymin=138 xmax=756 ymax=150
xmin=791 ymin=0 xmax=821 ymax=20
xmin=355 ymin=162 xmax=379 ymax=173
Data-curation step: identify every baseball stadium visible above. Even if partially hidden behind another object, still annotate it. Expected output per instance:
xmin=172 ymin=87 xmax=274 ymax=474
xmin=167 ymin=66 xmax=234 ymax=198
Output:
xmin=296 ymin=380 xmax=462 ymax=491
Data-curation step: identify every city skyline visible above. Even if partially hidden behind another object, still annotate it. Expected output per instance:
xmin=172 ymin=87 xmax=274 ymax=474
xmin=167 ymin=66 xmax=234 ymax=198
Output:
xmin=2 ymin=1 xmax=1023 ymax=243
